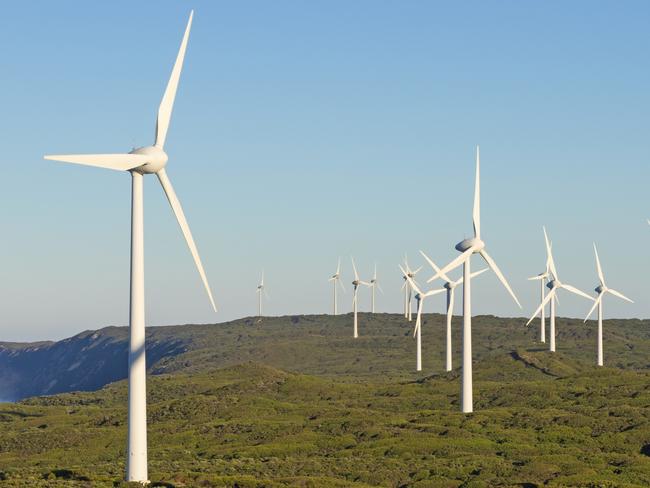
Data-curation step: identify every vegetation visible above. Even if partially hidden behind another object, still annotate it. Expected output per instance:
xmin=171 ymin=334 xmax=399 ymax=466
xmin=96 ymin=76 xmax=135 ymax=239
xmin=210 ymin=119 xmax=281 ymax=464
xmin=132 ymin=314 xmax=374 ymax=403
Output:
xmin=1 ymin=313 xmax=650 ymax=486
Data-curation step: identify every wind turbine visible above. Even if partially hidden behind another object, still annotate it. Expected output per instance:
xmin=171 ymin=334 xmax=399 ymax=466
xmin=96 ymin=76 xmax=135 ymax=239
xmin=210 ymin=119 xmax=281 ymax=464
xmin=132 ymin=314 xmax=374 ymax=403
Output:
xmin=420 ymin=251 xmax=487 ymax=372
xmin=256 ymin=271 xmax=269 ymax=318
xmin=401 ymin=255 xmax=421 ymax=321
xmin=427 ymin=146 xmax=521 ymax=413
xmin=526 ymin=227 xmax=593 ymax=352
xmin=584 ymin=244 xmax=633 ymax=366
xmin=369 ymin=264 xmax=383 ymax=313
xmin=44 ymin=12 xmax=214 ymax=483
xmin=328 ymin=258 xmax=346 ymax=315
xmin=351 ymin=257 xmax=371 ymax=338
xmin=401 ymin=265 xmax=445 ymax=371
xmin=527 ymin=239 xmax=553 ymax=343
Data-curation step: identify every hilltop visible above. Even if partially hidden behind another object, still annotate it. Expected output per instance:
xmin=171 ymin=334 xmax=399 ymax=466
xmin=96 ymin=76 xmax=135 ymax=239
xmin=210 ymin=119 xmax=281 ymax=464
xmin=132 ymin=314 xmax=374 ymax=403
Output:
xmin=1 ymin=313 xmax=649 ymax=401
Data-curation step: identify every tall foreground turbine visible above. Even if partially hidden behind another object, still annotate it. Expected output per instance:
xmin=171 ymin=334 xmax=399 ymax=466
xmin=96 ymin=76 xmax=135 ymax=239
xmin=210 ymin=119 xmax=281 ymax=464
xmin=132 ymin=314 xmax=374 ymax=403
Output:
xmin=401 ymin=265 xmax=444 ymax=372
xmin=420 ymin=251 xmax=486 ymax=372
xmin=526 ymin=228 xmax=593 ymax=352
xmin=328 ymin=258 xmax=345 ymax=315
xmin=44 ymin=12 xmax=215 ymax=483
xmin=527 ymin=241 xmax=553 ymax=343
xmin=584 ymin=244 xmax=633 ymax=366
xmin=427 ymin=147 xmax=521 ymax=413
xmin=351 ymin=257 xmax=371 ymax=338
xmin=369 ymin=264 xmax=383 ymax=313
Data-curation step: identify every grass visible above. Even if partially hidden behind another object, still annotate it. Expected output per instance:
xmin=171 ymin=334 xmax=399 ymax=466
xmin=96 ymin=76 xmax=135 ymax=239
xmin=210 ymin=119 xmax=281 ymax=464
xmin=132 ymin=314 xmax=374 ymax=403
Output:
xmin=1 ymin=313 xmax=650 ymax=486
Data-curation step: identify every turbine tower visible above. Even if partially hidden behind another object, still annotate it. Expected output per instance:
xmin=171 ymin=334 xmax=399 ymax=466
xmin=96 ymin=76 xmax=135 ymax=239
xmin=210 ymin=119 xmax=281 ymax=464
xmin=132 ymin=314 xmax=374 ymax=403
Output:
xmin=369 ymin=264 xmax=383 ymax=313
xmin=584 ymin=244 xmax=633 ymax=366
xmin=526 ymin=227 xmax=593 ymax=352
xmin=351 ymin=257 xmax=371 ymax=338
xmin=427 ymin=146 xmax=521 ymax=413
xmin=420 ymin=251 xmax=486 ymax=372
xmin=256 ymin=271 xmax=269 ymax=318
xmin=328 ymin=258 xmax=345 ymax=315
xmin=527 ymin=237 xmax=553 ymax=343
xmin=44 ymin=12 xmax=215 ymax=483
xmin=401 ymin=265 xmax=445 ymax=371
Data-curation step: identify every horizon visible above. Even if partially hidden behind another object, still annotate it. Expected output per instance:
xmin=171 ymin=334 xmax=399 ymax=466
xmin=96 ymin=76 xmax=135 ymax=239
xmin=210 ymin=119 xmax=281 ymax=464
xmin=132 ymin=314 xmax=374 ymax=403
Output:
xmin=1 ymin=1 xmax=649 ymax=341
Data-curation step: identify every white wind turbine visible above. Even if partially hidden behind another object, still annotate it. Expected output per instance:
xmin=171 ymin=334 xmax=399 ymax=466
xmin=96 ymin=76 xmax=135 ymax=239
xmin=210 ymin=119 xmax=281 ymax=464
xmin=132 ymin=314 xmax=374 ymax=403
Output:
xmin=401 ymin=255 xmax=422 ymax=321
xmin=526 ymin=227 xmax=593 ymax=352
xmin=420 ymin=251 xmax=487 ymax=372
xmin=527 ymin=240 xmax=553 ymax=344
xmin=351 ymin=257 xmax=371 ymax=338
xmin=401 ymin=265 xmax=445 ymax=372
xmin=427 ymin=146 xmax=521 ymax=413
xmin=44 ymin=12 xmax=214 ymax=484
xmin=584 ymin=244 xmax=633 ymax=366
xmin=369 ymin=264 xmax=383 ymax=313
xmin=328 ymin=258 xmax=346 ymax=315
xmin=256 ymin=271 xmax=269 ymax=318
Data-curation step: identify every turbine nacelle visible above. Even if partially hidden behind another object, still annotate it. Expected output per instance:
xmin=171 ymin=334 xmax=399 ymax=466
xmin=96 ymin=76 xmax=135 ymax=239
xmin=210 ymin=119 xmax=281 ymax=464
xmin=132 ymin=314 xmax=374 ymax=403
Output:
xmin=129 ymin=145 xmax=168 ymax=174
xmin=547 ymin=279 xmax=559 ymax=290
xmin=455 ymin=237 xmax=485 ymax=253
xmin=595 ymin=285 xmax=605 ymax=294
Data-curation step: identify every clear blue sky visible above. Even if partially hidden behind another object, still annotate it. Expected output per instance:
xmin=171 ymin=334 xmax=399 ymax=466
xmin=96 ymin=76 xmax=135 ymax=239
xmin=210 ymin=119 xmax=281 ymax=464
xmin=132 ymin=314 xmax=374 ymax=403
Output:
xmin=0 ymin=1 xmax=648 ymax=341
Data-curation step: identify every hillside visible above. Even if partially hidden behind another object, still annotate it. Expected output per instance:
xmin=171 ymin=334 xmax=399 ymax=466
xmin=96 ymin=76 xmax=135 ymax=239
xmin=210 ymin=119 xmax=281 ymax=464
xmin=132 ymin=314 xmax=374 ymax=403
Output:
xmin=1 ymin=354 xmax=650 ymax=486
xmin=1 ymin=313 xmax=649 ymax=401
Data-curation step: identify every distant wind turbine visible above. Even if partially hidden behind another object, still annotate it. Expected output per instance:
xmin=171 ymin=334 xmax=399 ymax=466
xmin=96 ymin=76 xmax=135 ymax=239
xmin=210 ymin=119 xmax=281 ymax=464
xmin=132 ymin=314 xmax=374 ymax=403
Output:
xmin=420 ymin=251 xmax=487 ymax=372
xmin=351 ymin=257 xmax=371 ymax=338
xmin=44 ymin=11 xmax=214 ymax=483
xmin=401 ymin=255 xmax=422 ymax=321
xmin=584 ymin=244 xmax=633 ymax=366
xmin=527 ymin=238 xmax=554 ymax=343
xmin=256 ymin=271 xmax=269 ymax=318
xmin=328 ymin=258 xmax=345 ymax=315
xmin=526 ymin=227 xmax=593 ymax=352
xmin=369 ymin=264 xmax=383 ymax=313
xmin=401 ymin=265 xmax=445 ymax=371
xmin=427 ymin=146 xmax=521 ymax=413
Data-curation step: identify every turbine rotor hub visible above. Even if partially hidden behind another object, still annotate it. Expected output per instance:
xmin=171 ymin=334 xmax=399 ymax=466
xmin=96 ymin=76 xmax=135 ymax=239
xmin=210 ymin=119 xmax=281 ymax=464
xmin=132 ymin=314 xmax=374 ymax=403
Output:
xmin=130 ymin=145 xmax=168 ymax=174
xmin=455 ymin=237 xmax=485 ymax=253
xmin=595 ymin=285 xmax=604 ymax=294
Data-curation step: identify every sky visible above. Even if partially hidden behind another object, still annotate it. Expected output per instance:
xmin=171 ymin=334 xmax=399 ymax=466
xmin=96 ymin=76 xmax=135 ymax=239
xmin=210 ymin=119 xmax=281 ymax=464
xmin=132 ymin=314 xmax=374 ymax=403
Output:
xmin=0 ymin=1 xmax=648 ymax=341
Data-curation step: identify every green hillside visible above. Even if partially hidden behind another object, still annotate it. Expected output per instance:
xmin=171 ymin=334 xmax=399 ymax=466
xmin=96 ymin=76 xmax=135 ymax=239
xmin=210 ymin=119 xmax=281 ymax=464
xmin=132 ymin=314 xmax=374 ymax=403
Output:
xmin=1 ymin=313 xmax=650 ymax=486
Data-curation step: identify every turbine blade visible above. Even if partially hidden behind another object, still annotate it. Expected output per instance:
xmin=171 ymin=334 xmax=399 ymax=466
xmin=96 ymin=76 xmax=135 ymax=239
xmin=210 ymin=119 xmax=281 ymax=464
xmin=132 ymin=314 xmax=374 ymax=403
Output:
xmin=593 ymin=243 xmax=605 ymax=287
xmin=528 ymin=274 xmax=545 ymax=281
xmin=413 ymin=299 xmax=423 ymax=337
xmin=470 ymin=268 xmax=489 ymax=279
xmin=351 ymin=257 xmax=359 ymax=282
xmin=584 ymin=294 xmax=602 ymax=322
xmin=377 ymin=283 xmax=384 ymax=294
xmin=336 ymin=257 xmax=341 ymax=276
xmin=420 ymin=250 xmax=452 ymax=283
xmin=543 ymin=226 xmax=558 ymax=280
xmin=427 ymin=248 xmax=473 ymax=283
xmin=338 ymin=278 xmax=346 ymax=293
xmin=155 ymin=10 xmax=193 ymax=148
xmin=562 ymin=283 xmax=594 ymax=301
xmin=526 ymin=288 xmax=555 ymax=326
xmin=479 ymin=249 xmax=521 ymax=308
xmin=423 ymin=288 xmax=446 ymax=298
xmin=44 ymin=153 xmax=148 ymax=171
xmin=412 ymin=266 xmax=423 ymax=275
xmin=473 ymin=145 xmax=481 ymax=239
xmin=607 ymin=288 xmax=634 ymax=303
xmin=156 ymin=168 xmax=216 ymax=311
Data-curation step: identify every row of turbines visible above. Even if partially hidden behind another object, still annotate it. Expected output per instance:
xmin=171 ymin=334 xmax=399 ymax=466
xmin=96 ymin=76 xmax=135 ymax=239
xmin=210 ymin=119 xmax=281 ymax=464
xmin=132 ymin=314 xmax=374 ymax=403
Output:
xmin=39 ymin=10 xmax=638 ymax=485
xmin=323 ymin=147 xmax=634 ymax=415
